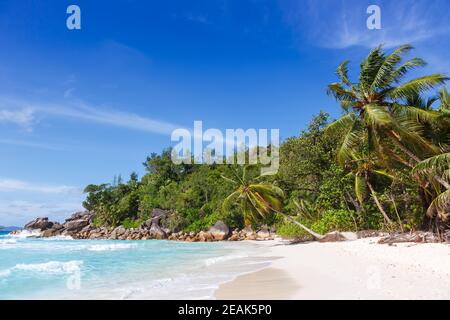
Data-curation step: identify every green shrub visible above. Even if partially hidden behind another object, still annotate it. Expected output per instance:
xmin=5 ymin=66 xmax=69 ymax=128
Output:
xmin=184 ymin=212 xmax=222 ymax=232
xmin=122 ymin=218 xmax=143 ymax=229
xmin=275 ymin=221 xmax=310 ymax=238
xmin=311 ymin=209 xmax=356 ymax=234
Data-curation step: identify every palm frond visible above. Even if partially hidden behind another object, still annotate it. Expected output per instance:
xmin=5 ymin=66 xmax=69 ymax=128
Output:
xmin=412 ymin=153 xmax=450 ymax=175
xmin=324 ymin=113 xmax=355 ymax=136
xmin=250 ymin=183 xmax=285 ymax=199
xmin=373 ymin=169 xmax=394 ymax=179
xmin=370 ymin=44 xmax=413 ymax=90
xmin=359 ymin=46 xmax=385 ymax=93
xmin=336 ymin=124 xmax=363 ymax=165
xmin=392 ymin=103 xmax=440 ymax=123
xmin=426 ymin=189 xmax=450 ymax=221
xmin=336 ymin=60 xmax=351 ymax=86
xmin=355 ymin=173 xmax=367 ymax=204
xmin=364 ymin=104 xmax=393 ymax=127
xmin=220 ymin=175 xmax=238 ymax=184
xmin=387 ymin=74 xmax=449 ymax=100
xmin=389 ymin=57 xmax=427 ymax=83
xmin=327 ymin=83 xmax=357 ymax=102
xmin=222 ymin=190 xmax=241 ymax=211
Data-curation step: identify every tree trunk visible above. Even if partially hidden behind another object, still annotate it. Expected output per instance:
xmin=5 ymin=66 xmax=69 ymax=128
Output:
xmin=278 ymin=212 xmax=324 ymax=240
xmin=366 ymin=180 xmax=393 ymax=224
xmin=346 ymin=191 xmax=362 ymax=213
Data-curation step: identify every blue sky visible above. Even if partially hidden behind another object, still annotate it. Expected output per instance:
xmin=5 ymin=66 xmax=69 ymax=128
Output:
xmin=0 ymin=0 xmax=449 ymax=226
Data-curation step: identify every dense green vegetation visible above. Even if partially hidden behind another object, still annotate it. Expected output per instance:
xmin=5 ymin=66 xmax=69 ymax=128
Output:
xmin=83 ymin=45 xmax=449 ymax=237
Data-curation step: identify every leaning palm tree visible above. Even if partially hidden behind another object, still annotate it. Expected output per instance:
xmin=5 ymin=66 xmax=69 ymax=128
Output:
xmin=222 ymin=166 xmax=324 ymax=240
xmin=326 ymin=44 xmax=449 ymax=188
xmin=412 ymin=153 xmax=450 ymax=222
xmin=346 ymin=154 xmax=394 ymax=225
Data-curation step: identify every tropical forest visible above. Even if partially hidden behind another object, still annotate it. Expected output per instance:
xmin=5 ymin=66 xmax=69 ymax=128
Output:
xmin=83 ymin=45 xmax=450 ymax=238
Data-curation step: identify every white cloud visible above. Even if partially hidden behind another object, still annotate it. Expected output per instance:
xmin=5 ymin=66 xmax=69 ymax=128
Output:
xmin=0 ymin=96 xmax=180 ymax=135
xmin=0 ymin=108 xmax=34 ymax=129
xmin=63 ymin=87 xmax=76 ymax=98
xmin=0 ymin=138 xmax=67 ymax=151
xmin=0 ymin=178 xmax=81 ymax=194
xmin=281 ymin=0 xmax=450 ymax=49
xmin=0 ymin=200 xmax=83 ymax=226
xmin=39 ymin=101 xmax=180 ymax=135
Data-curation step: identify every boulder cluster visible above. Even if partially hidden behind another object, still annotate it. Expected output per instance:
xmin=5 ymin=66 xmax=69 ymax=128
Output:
xmin=21 ymin=210 xmax=277 ymax=242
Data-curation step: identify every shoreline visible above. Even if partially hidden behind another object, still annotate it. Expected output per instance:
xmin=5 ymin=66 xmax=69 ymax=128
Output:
xmin=215 ymin=238 xmax=450 ymax=300
xmin=2 ymin=232 xmax=450 ymax=299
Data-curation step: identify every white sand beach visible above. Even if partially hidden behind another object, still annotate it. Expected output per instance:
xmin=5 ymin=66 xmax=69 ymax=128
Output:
xmin=215 ymin=238 xmax=450 ymax=300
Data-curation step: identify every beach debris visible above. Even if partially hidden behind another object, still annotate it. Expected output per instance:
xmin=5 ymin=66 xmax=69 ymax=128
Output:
xmin=378 ymin=231 xmax=450 ymax=244
xmin=319 ymin=231 xmax=348 ymax=242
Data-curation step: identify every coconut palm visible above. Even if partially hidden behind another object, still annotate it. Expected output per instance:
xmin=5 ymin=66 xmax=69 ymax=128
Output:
xmin=346 ymin=154 xmax=394 ymax=225
xmin=412 ymin=153 xmax=450 ymax=222
xmin=222 ymin=166 xmax=324 ymax=239
xmin=326 ymin=44 xmax=449 ymax=187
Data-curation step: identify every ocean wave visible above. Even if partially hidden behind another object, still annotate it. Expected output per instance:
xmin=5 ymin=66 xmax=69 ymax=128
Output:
xmin=0 ymin=269 xmax=12 ymax=278
xmin=42 ymin=235 xmax=74 ymax=241
xmin=10 ymin=230 xmax=41 ymax=238
xmin=0 ymin=239 xmax=17 ymax=245
xmin=86 ymin=243 xmax=138 ymax=251
xmin=204 ymin=254 xmax=248 ymax=267
xmin=13 ymin=260 xmax=83 ymax=274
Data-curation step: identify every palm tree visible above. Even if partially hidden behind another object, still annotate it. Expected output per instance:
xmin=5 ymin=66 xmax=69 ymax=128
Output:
xmin=326 ymin=44 xmax=448 ymax=188
xmin=222 ymin=166 xmax=324 ymax=240
xmin=412 ymin=153 xmax=450 ymax=223
xmin=346 ymin=155 xmax=394 ymax=225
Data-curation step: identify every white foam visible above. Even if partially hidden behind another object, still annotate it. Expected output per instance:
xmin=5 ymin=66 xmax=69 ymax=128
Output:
xmin=0 ymin=239 xmax=17 ymax=245
xmin=87 ymin=243 xmax=138 ymax=251
xmin=42 ymin=235 xmax=74 ymax=241
xmin=10 ymin=229 xmax=41 ymax=238
xmin=204 ymin=254 xmax=248 ymax=267
xmin=13 ymin=260 xmax=83 ymax=274
xmin=0 ymin=269 xmax=11 ymax=278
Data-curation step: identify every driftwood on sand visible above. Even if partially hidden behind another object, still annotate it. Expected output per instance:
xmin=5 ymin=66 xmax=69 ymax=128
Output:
xmin=377 ymin=231 xmax=450 ymax=244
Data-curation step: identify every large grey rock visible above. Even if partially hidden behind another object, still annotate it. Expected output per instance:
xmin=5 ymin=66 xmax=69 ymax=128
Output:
xmin=63 ymin=219 xmax=89 ymax=232
xmin=89 ymin=232 xmax=103 ymax=239
xmin=149 ymin=224 xmax=167 ymax=239
xmin=24 ymin=217 xmax=54 ymax=231
xmin=42 ymin=228 xmax=62 ymax=237
xmin=141 ymin=219 xmax=153 ymax=229
xmin=110 ymin=225 xmax=126 ymax=239
xmin=256 ymin=229 xmax=271 ymax=240
xmin=140 ymin=208 xmax=169 ymax=229
xmin=66 ymin=211 xmax=93 ymax=222
xmin=208 ymin=221 xmax=230 ymax=240
xmin=41 ymin=223 xmax=64 ymax=238
xmin=151 ymin=208 xmax=168 ymax=226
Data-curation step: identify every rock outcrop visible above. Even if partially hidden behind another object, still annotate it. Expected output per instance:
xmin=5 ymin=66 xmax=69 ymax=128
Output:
xmin=24 ymin=217 xmax=54 ymax=231
xmin=23 ymin=210 xmax=278 ymax=242
xmin=208 ymin=221 xmax=230 ymax=240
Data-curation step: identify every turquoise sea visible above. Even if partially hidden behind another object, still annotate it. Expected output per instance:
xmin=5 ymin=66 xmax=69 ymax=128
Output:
xmin=0 ymin=230 xmax=269 ymax=299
